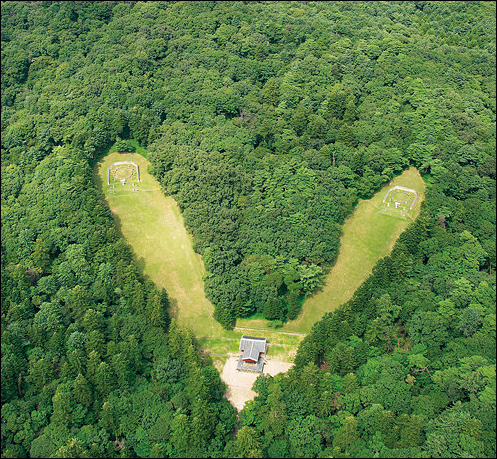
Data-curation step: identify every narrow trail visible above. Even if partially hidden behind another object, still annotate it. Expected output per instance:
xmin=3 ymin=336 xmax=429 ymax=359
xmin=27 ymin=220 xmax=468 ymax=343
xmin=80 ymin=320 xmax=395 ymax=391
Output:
xmin=234 ymin=327 xmax=306 ymax=337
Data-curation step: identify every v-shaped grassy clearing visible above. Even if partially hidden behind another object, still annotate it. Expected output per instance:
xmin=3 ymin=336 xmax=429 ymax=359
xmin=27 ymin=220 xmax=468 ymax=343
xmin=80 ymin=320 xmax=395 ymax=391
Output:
xmin=238 ymin=167 xmax=425 ymax=334
xmin=95 ymin=153 xmax=424 ymax=362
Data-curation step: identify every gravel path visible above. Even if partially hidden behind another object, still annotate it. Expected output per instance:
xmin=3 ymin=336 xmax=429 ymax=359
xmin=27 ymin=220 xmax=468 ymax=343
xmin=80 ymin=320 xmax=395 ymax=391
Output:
xmin=221 ymin=357 xmax=293 ymax=411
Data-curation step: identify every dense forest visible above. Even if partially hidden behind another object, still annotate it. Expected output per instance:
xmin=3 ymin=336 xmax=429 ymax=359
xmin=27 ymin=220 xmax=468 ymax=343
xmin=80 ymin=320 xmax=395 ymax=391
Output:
xmin=1 ymin=1 xmax=495 ymax=458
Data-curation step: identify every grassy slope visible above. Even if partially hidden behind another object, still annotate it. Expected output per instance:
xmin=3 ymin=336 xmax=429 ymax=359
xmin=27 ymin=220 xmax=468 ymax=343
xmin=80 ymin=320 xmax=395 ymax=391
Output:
xmin=237 ymin=167 xmax=426 ymax=334
xmin=95 ymin=153 xmax=228 ymax=339
xmin=95 ymin=155 xmax=424 ymax=361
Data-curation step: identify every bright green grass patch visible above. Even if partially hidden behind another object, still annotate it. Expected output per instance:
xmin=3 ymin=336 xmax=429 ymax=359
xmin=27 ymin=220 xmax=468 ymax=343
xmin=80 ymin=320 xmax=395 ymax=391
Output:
xmin=237 ymin=167 xmax=426 ymax=335
xmin=95 ymin=152 xmax=229 ymax=343
xmin=267 ymin=344 xmax=300 ymax=361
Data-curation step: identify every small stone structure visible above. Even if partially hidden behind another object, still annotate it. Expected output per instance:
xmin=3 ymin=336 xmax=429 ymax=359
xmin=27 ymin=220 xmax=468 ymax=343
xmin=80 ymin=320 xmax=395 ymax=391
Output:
xmin=383 ymin=185 xmax=418 ymax=210
xmin=107 ymin=160 xmax=140 ymax=185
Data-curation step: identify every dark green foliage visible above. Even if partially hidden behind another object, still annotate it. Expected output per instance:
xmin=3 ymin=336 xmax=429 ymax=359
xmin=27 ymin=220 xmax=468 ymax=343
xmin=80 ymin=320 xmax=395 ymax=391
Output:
xmin=1 ymin=11 xmax=237 ymax=452
xmin=2 ymin=1 xmax=495 ymax=458
xmin=241 ymin=187 xmax=495 ymax=457
xmin=114 ymin=138 xmax=135 ymax=153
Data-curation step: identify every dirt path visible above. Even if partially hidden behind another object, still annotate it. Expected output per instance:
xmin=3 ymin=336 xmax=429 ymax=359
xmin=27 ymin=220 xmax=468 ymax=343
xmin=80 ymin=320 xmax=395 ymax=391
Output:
xmin=221 ymin=357 xmax=293 ymax=411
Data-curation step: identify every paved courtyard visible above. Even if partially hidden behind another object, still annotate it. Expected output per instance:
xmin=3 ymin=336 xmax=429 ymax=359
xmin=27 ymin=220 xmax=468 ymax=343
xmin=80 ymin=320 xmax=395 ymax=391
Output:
xmin=221 ymin=356 xmax=293 ymax=411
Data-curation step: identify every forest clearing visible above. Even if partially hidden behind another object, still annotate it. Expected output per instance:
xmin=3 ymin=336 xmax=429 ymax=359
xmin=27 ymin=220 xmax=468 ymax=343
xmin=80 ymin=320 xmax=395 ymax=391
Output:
xmin=95 ymin=153 xmax=232 ymax=347
xmin=4 ymin=2 xmax=494 ymax=456
xmin=95 ymin=154 xmax=425 ymax=410
xmin=95 ymin=153 xmax=424 ymax=356
xmin=94 ymin=152 xmax=301 ymax=365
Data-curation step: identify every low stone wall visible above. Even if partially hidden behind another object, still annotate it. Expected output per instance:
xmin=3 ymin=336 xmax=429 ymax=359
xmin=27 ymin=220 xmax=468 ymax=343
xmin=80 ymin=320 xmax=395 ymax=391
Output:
xmin=107 ymin=160 xmax=140 ymax=185
xmin=383 ymin=185 xmax=418 ymax=210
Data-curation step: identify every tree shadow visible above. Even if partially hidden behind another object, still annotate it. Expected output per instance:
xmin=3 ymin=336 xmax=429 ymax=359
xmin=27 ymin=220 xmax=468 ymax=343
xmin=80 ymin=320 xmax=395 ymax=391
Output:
xmin=91 ymin=157 xmax=106 ymax=195
xmin=93 ymin=157 xmax=184 ymax=325
xmin=167 ymin=296 xmax=179 ymax=319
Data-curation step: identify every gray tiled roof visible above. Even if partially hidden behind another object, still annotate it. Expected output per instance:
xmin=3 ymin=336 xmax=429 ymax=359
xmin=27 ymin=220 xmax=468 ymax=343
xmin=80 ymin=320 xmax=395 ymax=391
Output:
xmin=239 ymin=336 xmax=267 ymax=362
xmin=237 ymin=355 xmax=265 ymax=373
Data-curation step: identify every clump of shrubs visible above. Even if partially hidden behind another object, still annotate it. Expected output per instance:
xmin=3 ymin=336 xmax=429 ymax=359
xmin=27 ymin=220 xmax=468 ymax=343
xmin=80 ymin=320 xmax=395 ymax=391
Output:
xmin=115 ymin=138 xmax=135 ymax=153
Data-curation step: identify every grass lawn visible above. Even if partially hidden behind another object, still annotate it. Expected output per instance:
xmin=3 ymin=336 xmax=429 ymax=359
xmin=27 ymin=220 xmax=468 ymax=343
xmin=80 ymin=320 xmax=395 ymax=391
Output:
xmin=237 ymin=167 xmax=426 ymax=334
xmin=95 ymin=154 xmax=424 ymax=362
xmin=95 ymin=153 xmax=229 ymax=340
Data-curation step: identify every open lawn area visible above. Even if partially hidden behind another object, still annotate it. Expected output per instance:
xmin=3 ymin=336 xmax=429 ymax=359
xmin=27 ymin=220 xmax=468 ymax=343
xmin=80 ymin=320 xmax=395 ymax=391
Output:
xmin=95 ymin=154 xmax=424 ymax=362
xmin=237 ymin=167 xmax=426 ymax=334
xmin=95 ymin=153 xmax=230 ymax=343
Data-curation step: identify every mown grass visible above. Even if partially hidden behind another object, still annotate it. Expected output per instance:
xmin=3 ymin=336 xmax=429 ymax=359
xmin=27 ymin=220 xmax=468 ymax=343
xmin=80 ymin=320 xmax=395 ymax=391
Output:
xmin=95 ymin=153 xmax=227 ymax=338
xmin=95 ymin=154 xmax=424 ymax=362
